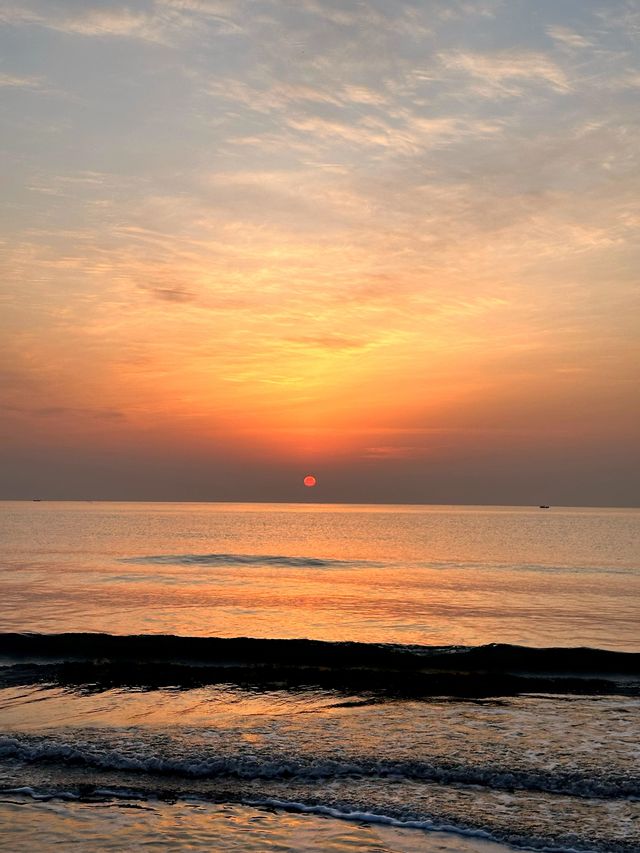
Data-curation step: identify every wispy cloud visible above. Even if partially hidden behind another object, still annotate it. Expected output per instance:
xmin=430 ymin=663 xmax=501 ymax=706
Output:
xmin=439 ymin=49 xmax=571 ymax=96
xmin=0 ymin=1 xmax=198 ymax=44
xmin=0 ymin=73 xmax=42 ymax=88
xmin=31 ymin=405 xmax=125 ymax=420
xmin=547 ymin=25 xmax=593 ymax=50
xmin=146 ymin=286 xmax=196 ymax=303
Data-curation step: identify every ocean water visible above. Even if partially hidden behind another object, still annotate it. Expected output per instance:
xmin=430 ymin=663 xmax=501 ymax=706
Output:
xmin=0 ymin=501 xmax=638 ymax=852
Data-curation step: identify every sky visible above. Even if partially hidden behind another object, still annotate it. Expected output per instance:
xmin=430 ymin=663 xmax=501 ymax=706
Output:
xmin=0 ymin=0 xmax=638 ymax=505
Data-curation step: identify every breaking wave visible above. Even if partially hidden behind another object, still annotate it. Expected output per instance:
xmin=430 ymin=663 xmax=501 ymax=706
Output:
xmin=0 ymin=633 xmax=638 ymax=697
xmin=1 ymin=735 xmax=638 ymax=800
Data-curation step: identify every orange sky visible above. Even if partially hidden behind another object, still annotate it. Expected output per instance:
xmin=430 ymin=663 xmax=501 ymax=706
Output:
xmin=1 ymin=0 xmax=638 ymax=503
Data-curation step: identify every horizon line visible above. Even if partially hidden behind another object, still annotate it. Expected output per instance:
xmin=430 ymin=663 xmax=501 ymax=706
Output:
xmin=2 ymin=499 xmax=638 ymax=510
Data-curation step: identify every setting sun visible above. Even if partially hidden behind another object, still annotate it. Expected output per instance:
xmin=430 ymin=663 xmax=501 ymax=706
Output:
xmin=303 ymin=475 xmax=317 ymax=488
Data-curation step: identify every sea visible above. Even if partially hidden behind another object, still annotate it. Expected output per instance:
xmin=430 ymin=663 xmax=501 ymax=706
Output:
xmin=0 ymin=501 xmax=638 ymax=852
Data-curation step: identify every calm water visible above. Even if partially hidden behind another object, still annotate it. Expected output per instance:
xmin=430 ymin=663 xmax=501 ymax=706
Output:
xmin=1 ymin=501 xmax=639 ymax=647
xmin=0 ymin=501 xmax=639 ymax=852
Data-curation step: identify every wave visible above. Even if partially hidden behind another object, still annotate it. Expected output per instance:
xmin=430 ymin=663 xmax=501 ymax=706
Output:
xmin=0 ymin=634 xmax=638 ymax=696
xmin=121 ymin=553 xmax=371 ymax=568
xmin=121 ymin=553 xmax=635 ymax=576
xmin=1 ymin=735 xmax=637 ymax=800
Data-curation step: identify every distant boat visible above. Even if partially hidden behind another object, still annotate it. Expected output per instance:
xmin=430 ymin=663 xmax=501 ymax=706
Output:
xmin=539 ymin=505 xmax=550 ymax=509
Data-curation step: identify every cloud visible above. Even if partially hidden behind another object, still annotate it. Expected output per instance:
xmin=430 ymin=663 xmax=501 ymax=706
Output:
xmin=436 ymin=0 xmax=502 ymax=21
xmin=159 ymin=0 xmax=244 ymax=33
xmin=547 ymin=26 xmax=593 ymax=50
xmin=439 ymin=49 xmax=571 ymax=96
xmin=593 ymin=4 xmax=640 ymax=40
xmin=285 ymin=334 xmax=371 ymax=351
xmin=0 ymin=1 xmax=190 ymax=44
xmin=8 ymin=405 xmax=126 ymax=421
xmin=0 ymin=0 xmax=252 ymax=48
xmin=207 ymin=75 xmax=502 ymax=161
xmin=54 ymin=8 xmax=165 ymax=41
xmin=147 ymin=286 xmax=196 ymax=303
xmin=362 ymin=445 xmax=429 ymax=460
xmin=0 ymin=73 xmax=42 ymax=88
xmin=0 ymin=5 xmax=41 ymax=26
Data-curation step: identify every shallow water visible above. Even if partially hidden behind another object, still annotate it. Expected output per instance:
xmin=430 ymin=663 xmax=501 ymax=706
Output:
xmin=0 ymin=798 xmax=518 ymax=853
xmin=0 ymin=502 xmax=638 ymax=851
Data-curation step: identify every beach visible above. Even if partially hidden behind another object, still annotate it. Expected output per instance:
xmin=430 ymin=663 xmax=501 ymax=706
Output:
xmin=0 ymin=501 xmax=638 ymax=851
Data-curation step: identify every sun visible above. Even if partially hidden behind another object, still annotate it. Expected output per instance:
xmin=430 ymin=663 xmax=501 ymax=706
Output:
xmin=303 ymin=475 xmax=317 ymax=487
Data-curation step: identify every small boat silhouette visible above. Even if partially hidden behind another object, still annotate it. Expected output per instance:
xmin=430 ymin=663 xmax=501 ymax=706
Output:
xmin=539 ymin=505 xmax=550 ymax=509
